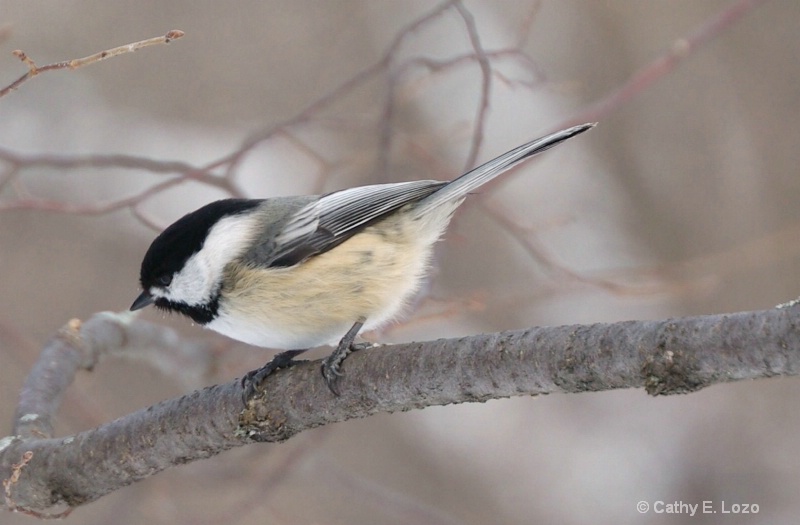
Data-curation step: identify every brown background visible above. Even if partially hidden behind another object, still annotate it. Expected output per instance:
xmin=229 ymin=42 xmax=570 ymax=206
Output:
xmin=1 ymin=1 xmax=799 ymax=523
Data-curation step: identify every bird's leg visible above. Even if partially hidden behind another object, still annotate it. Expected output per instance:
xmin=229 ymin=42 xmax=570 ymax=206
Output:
xmin=241 ymin=349 xmax=309 ymax=404
xmin=321 ymin=317 xmax=369 ymax=396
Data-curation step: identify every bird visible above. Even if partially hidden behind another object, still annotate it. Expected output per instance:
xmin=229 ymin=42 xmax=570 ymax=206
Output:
xmin=131 ymin=122 xmax=594 ymax=399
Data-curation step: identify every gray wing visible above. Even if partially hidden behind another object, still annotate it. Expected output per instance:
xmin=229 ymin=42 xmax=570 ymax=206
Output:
xmin=260 ymin=180 xmax=446 ymax=267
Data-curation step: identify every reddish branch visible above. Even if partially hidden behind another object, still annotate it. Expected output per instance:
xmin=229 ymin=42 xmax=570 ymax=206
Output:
xmin=579 ymin=0 xmax=773 ymax=124
xmin=0 ymin=0 xmax=770 ymax=251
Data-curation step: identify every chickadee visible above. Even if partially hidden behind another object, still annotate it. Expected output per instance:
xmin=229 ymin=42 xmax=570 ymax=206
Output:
xmin=131 ymin=123 xmax=594 ymax=398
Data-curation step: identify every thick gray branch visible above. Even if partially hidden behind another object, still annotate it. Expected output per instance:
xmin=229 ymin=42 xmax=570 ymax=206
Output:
xmin=240 ymin=305 xmax=800 ymax=439
xmin=1 ymin=306 xmax=798 ymax=512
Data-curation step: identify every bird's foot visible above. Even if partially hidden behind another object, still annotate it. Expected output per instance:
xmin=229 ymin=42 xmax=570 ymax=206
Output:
xmin=241 ymin=349 xmax=308 ymax=405
xmin=321 ymin=319 xmax=373 ymax=395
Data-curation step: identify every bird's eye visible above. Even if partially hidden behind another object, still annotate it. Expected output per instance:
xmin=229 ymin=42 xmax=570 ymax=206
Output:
xmin=158 ymin=275 xmax=173 ymax=287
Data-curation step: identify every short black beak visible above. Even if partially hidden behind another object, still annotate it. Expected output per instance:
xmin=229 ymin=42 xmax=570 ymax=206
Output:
xmin=131 ymin=290 xmax=155 ymax=311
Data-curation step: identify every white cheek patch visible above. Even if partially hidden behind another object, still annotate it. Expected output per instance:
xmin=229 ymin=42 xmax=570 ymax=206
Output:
xmin=164 ymin=255 xmax=211 ymax=304
xmin=160 ymin=212 xmax=260 ymax=305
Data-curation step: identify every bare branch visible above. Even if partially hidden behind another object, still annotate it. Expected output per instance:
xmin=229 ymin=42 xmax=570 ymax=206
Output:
xmin=2 ymin=451 xmax=72 ymax=519
xmin=453 ymin=0 xmax=492 ymax=172
xmin=374 ymin=0 xmax=458 ymax=180
xmin=1 ymin=306 xmax=799 ymax=512
xmin=12 ymin=312 xmax=211 ymax=440
xmin=579 ymin=0 xmax=770 ymax=123
xmin=0 ymin=30 xmax=185 ymax=99
xmin=0 ymin=1 xmax=791 ymax=519
xmin=0 ymin=0 xmax=767 ymax=249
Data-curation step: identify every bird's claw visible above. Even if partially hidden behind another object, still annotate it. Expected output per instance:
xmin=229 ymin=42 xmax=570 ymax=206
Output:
xmin=321 ymin=341 xmax=376 ymax=396
xmin=321 ymin=355 xmax=344 ymax=396
xmin=241 ymin=349 xmax=308 ymax=405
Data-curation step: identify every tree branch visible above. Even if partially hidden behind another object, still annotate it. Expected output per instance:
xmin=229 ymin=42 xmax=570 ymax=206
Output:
xmin=579 ymin=0 xmax=771 ymax=123
xmin=2 ymin=305 xmax=798 ymax=512
xmin=0 ymin=30 xmax=185 ymax=99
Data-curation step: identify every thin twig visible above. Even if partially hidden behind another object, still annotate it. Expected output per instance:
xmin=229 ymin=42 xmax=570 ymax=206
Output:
xmin=489 ymin=0 xmax=771 ymax=195
xmin=374 ymin=0 xmax=459 ymax=182
xmin=580 ymin=0 xmax=771 ymax=123
xmin=454 ymin=0 xmax=492 ymax=172
xmin=0 ymin=30 xmax=185 ymax=99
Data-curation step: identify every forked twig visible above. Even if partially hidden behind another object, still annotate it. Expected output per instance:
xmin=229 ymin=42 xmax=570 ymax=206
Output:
xmin=0 ymin=29 xmax=185 ymax=99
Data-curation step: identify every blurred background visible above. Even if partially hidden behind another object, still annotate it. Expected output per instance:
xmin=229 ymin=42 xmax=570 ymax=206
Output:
xmin=1 ymin=0 xmax=799 ymax=523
